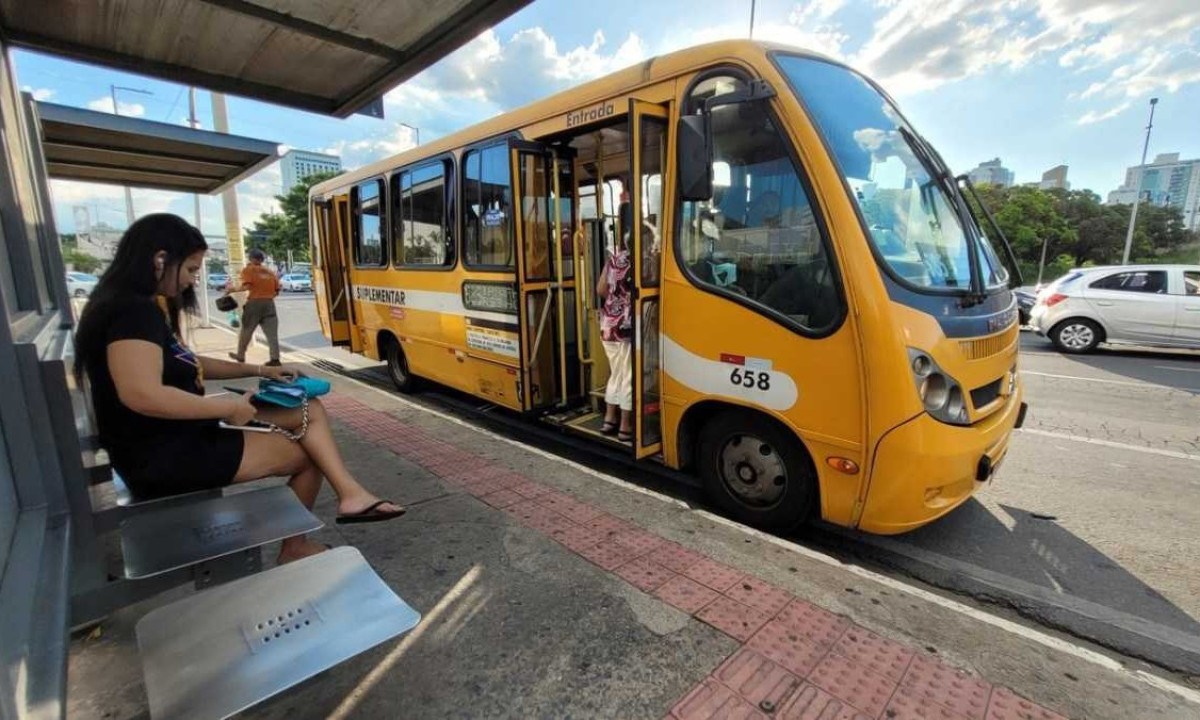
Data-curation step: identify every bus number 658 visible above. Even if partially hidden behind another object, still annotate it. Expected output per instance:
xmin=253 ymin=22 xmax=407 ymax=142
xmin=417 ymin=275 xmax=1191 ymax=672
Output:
xmin=730 ymin=368 xmax=771 ymax=391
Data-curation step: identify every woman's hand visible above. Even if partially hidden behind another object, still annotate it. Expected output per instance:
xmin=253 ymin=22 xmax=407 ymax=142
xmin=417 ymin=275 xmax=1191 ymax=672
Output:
xmin=260 ymin=363 xmax=305 ymax=382
xmin=222 ymin=393 xmax=257 ymax=425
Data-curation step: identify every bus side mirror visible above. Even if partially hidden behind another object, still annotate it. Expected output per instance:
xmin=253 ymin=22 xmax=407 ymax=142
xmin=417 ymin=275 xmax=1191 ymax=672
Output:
xmin=677 ymin=114 xmax=713 ymax=201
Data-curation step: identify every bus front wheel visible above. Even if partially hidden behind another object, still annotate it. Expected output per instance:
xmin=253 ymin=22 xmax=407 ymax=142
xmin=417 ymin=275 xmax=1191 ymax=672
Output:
xmin=697 ymin=410 xmax=815 ymax=532
xmin=383 ymin=336 xmax=418 ymax=393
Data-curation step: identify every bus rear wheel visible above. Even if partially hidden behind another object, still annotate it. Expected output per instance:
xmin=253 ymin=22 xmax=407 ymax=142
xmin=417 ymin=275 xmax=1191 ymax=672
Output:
xmin=383 ymin=336 xmax=418 ymax=393
xmin=697 ymin=410 xmax=815 ymax=532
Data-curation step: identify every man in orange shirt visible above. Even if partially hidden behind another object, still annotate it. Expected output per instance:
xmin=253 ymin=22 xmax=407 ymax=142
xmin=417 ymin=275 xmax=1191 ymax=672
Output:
xmin=228 ymin=248 xmax=282 ymax=366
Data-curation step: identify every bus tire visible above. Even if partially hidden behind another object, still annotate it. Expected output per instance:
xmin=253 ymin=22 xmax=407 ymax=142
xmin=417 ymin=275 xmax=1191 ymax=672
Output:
xmin=697 ymin=409 xmax=815 ymax=532
xmin=382 ymin=336 xmax=418 ymax=393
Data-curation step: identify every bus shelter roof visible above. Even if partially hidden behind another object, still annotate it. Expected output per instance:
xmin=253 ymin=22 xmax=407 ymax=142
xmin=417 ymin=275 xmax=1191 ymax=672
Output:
xmin=36 ymin=101 xmax=281 ymax=194
xmin=0 ymin=0 xmax=533 ymax=118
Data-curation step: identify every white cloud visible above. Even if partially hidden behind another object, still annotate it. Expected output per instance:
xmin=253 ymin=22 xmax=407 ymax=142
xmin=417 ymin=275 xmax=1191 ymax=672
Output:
xmin=21 ymin=86 xmax=55 ymax=102
xmin=86 ymin=97 xmax=147 ymax=117
xmin=1077 ymin=101 xmax=1130 ymax=125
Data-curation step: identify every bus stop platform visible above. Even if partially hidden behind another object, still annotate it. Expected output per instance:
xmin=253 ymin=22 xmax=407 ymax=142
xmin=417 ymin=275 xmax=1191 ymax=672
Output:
xmin=66 ymin=327 xmax=1198 ymax=720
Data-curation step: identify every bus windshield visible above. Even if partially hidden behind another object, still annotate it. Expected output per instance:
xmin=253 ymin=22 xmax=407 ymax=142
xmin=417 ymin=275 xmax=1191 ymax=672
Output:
xmin=776 ymin=54 xmax=1008 ymax=293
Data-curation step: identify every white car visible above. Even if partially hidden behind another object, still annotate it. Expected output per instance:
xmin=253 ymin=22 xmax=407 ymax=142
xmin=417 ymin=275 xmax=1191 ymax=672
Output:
xmin=1030 ymin=264 xmax=1200 ymax=353
xmin=65 ymin=271 xmax=99 ymax=298
xmin=280 ymin=273 xmax=312 ymax=292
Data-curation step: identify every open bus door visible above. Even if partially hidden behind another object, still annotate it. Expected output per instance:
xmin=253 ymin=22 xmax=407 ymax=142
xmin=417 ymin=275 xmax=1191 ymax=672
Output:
xmin=630 ymin=100 xmax=669 ymax=458
xmin=312 ymin=198 xmax=352 ymax=346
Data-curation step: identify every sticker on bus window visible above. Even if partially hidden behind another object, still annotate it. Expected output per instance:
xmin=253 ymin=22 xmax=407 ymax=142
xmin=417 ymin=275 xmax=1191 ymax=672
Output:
xmin=665 ymin=336 xmax=797 ymax=411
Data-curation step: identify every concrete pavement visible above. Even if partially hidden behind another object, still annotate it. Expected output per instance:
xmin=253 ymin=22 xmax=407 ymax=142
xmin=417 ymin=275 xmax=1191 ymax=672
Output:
xmin=67 ymin=326 xmax=1200 ymax=719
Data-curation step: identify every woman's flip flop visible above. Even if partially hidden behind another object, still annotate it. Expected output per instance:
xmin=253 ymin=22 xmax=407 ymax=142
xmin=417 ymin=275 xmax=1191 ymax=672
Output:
xmin=600 ymin=422 xmax=619 ymax=436
xmin=335 ymin=500 xmax=406 ymax=524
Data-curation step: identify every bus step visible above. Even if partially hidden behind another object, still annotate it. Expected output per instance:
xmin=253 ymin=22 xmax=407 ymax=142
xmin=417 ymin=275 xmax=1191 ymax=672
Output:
xmin=137 ymin=546 xmax=420 ymax=720
xmin=120 ymin=485 xmax=322 ymax=579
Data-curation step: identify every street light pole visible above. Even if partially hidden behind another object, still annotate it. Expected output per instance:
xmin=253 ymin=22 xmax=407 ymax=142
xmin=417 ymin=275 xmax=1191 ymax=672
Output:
xmin=110 ymin=85 xmax=152 ymax=227
xmin=398 ymin=122 xmax=420 ymax=147
xmin=1121 ymin=97 xmax=1158 ymax=265
xmin=189 ymin=86 xmax=212 ymax=328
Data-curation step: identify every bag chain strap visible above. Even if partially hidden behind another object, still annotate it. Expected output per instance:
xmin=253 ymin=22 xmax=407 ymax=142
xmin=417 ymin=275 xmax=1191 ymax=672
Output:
xmin=265 ymin=396 xmax=310 ymax=442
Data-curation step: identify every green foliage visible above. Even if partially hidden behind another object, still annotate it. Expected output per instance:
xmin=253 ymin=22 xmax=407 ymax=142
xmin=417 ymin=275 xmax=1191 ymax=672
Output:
xmin=243 ymin=170 xmax=342 ymax=264
xmin=62 ymin=247 xmax=102 ymax=273
xmin=206 ymin=257 xmax=225 ymax=274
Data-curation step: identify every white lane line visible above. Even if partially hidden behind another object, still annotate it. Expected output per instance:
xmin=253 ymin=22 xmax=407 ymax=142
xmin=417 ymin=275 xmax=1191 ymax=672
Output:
xmin=1022 ymin=371 xmax=1167 ymax=389
xmin=215 ymin=327 xmax=1200 ymax=705
xmin=1018 ymin=428 xmax=1200 ymax=463
xmin=1155 ymin=365 xmax=1200 ymax=374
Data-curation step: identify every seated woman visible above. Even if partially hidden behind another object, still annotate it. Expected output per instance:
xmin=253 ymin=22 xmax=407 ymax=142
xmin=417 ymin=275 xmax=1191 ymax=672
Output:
xmin=74 ymin=214 xmax=403 ymax=564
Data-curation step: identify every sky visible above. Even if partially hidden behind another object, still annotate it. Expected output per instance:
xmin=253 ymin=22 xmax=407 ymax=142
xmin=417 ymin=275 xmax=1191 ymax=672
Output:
xmin=12 ymin=0 xmax=1200 ymax=237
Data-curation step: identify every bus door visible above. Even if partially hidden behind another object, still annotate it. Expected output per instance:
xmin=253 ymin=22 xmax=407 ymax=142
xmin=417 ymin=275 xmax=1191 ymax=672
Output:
xmin=510 ymin=140 xmax=571 ymax=411
xmin=630 ymin=101 xmax=669 ymax=458
xmin=313 ymin=197 xmax=352 ymax=346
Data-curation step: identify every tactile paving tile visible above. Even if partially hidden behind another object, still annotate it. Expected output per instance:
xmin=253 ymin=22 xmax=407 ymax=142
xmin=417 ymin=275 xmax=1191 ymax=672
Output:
xmin=695 ymin=596 xmax=772 ymax=642
xmin=724 ymin=576 xmax=793 ymax=616
xmin=508 ymin=479 xmax=552 ymax=499
xmin=479 ymin=489 xmax=523 ymax=509
xmin=901 ymin=654 xmax=993 ymax=720
xmin=550 ymin=496 xmax=605 ymax=525
xmin=985 ymin=687 xmax=1070 ymax=720
xmin=831 ymin=627 xmax=914 ymax=683
xmin=746 ymin=618 xmax=832 ymax=677
xmin=612 ymin=529 xmax=668 ymax=557
xmin=807 ymin=649 xmax=899 ymax=718
xmin=774 ymin=599 xmax=852 ymax=649
xmin=669 ymin=677 xmax=768 ymax=720
xmin=485 ymin=470 xmax=528 ymax=491
xmin=613 ymin=556 xmax=677 ymax=593
xmin=683 ymin=558 xmax=744 ymax=592
xmin=547 ymin=524 xmax=607 ymax=552
xmin=576 ymin=538 xmax=642 ymax=571
xmin=534 ymin=490 xmax=578 ymax=513
xmin=583 ymin=513 xmax=635 ymax=539
xmin=714 ymin=648 xmax=803 ymax=713
xmin=654 ymin=575 xmax=720 ymax=614
xmin=885 ymin=686 xmax=972 ymax=720
xmin=654 ymin=541 xmax=708 ymax=574
xmin=775 ymin=682 xmax=872 ymax=720
xmin=502 ymin=501 xmax=575 ymax=535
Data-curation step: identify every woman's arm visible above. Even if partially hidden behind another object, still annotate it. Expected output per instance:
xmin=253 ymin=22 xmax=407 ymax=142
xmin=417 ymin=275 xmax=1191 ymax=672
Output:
xmin=199 ymin=355 xmax=263 ymax=380
xmin=596 ymin=260 xmax=610 ymax=299
xmin=108 ymin=340 xmax=240 ymax=420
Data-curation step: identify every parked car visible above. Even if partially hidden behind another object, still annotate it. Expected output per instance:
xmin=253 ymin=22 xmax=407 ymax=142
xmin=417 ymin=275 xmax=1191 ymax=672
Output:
xmin=1014 ymin=286 xmax=1037 ymax=326
xmin=280 ymin=273 xmax=312 ymax=292
xmin=1029 ymin=265 xmax=1200 ymax=353
xmin=206 ymin=272 xmax=229 ymax=290
xmin=65 ymin=271 xmax=99 ymax=298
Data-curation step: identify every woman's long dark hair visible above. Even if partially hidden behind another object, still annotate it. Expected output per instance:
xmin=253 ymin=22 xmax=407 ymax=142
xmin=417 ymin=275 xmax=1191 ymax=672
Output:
xmin=74 ymin=213 xmax=208 ymax=379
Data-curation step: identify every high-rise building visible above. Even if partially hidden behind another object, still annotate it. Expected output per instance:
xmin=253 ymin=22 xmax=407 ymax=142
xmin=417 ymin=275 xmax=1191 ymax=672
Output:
xmin=1038 ymin=165 xmax=1070 ymax=190
xmin=967 ymin=158 xmax=1015 ymax=188
xmin=280 ymin=149 xmax=342 ymax=193
xmin=1107 ymin=153 xmax=1200 ymax=231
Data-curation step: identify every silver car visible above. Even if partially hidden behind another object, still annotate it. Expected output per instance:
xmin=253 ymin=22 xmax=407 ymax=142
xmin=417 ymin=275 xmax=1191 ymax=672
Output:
xmin=1029 ymin=264 xmax=1200 ymax=353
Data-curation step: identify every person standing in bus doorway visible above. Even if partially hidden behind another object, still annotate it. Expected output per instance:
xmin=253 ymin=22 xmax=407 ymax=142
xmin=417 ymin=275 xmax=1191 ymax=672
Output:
xmin=229 ymin=248 xmax=282 ymax=367
xmin=597 ymin=190 xmax=634 ymax=443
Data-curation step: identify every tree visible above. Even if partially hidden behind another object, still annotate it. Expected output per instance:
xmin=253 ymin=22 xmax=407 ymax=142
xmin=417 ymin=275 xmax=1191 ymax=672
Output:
xmin=244 ymin=170 xmax=342 ymax=267
xmin=62 ymin=247 xmax=102 ymax=273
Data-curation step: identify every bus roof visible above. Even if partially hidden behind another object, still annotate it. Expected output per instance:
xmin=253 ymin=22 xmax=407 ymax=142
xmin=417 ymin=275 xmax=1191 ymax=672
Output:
xmin=310 ymin=39 xmax=839 ymax=196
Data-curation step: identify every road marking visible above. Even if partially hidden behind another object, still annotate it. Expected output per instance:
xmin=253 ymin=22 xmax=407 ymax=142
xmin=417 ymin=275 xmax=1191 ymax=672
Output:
xmin=1155 ymin=365 xmax=1200 ymax=373
xmin=1022 ymin=370 xmax=1173 ymax=389
xmin=211 ymin=326 xmax=1200 ymax=705
xmin=1018 ymin=428 xmax=1200 ymax=463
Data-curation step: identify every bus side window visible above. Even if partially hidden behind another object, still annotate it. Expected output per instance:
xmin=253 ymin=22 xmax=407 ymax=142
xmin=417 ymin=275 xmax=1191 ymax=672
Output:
xmin=352 ymin=178 xmax=386 ymax=267
xmin=679 ymin=76 xmax=840 ymax=333
xmin=464 ymin=144 xmax=515 ymax=269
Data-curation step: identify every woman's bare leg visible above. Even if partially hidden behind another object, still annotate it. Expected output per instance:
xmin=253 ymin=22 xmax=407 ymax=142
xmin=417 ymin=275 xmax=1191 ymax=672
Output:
xmin=232 ymin=432 xmax=327 ymax=563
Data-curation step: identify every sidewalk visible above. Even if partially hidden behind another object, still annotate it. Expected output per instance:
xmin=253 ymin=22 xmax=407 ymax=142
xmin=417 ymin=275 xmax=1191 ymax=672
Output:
xmin=67 ymin=327 xmax=1199 ymax=719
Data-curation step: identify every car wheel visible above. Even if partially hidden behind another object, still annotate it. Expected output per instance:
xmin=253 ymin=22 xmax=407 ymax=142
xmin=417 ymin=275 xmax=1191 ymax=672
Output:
xmin=384 ymin=336 xmax=418 ymax=393
xmin=1050 ymin=318 xmax=1102 ymax=353
xmin=697 ymin=409 xmax=816 ymax=532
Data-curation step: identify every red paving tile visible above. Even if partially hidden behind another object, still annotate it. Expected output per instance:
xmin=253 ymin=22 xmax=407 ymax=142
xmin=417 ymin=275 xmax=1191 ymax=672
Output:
xmin=654 ymin=575 xmax=720 ymax=614
xmin=613 ymin=556 xmax=677 ymax=593
xmin=746 ymin=618 xmax=831 ymax=677
xmin=695 ymin=596 xmax=772 ymax=643
xmin=669 ymin=677 xmax=768 ymax=720
xmin=611 ymin=528 xmax=669 ymax=556
xmin=549 ymin=524 xmax=608 ymax=553
xmin=714 ymin=648 xmax=803 ymax=713
xmin=807 ymin=649 xmax=899 ymax=718
xmin=985 ymin=687 xmax=1070 ymax=720
xmin=576 ymin=539 xmax=642 ymax=571
xmin=582 ymin=512 xmax=635 ymax=539
xmin=901 ymin=653 xmax=993 ymax=720
xmin=479 ymin=489 xmax=523 ymax=509
xmin=775 ymin=682 xmax=871 ymax=720
xmin=508 ymin=479 xmax=552 ymax=499
xmin=548 ymin=496 xmax=605 ymax=525
xmin=533 ymin=490 xmax=577 ymax=513
xmin=884 ymin=687 xmax=972 ymax=720
xmin=775 ymin=599 xmax=852 ymax=648
xmin=683 ymin=558 xmax=745 ymax=592
xmin=831 ymin=627 xmax=914 ymax=683
xmin=724 ymin=576 xmax=793 ymax=617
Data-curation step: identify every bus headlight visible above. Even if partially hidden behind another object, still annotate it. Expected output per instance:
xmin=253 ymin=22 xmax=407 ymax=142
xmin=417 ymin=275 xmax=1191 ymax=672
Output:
xmin=908 ymin=349 xmax=970 ymax=425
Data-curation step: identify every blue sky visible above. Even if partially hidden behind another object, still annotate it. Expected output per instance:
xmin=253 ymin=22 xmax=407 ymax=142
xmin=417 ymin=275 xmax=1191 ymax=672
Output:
xmin=12 ymin=0 xmax=1200 ymax=236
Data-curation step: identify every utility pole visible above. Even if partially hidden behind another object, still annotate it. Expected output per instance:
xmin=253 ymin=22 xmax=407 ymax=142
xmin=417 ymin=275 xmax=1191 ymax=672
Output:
xmin=189 ymin=87 xmax=212 ymax=327
xmin=210 ymin=92 xmax=245 ymax=279
xmin=1121 ymin=97 xmax=1158 ymax=265
xmin=110 ymin=85 xmax=152 ymax=227
xmin=398 ymin=122 xmax=420 ymax=146
xmin=749 ymin=0 xmax=757 ymax=39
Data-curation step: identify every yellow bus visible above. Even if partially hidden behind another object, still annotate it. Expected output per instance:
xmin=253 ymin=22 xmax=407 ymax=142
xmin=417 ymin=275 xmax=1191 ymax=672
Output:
xmin=309 ymin=40 xmax=1027 ymax=535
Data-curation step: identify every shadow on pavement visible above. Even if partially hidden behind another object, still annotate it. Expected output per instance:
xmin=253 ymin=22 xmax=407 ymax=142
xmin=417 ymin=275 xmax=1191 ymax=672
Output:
xmin=1021 ymin=333 xmax=1200 ymax=394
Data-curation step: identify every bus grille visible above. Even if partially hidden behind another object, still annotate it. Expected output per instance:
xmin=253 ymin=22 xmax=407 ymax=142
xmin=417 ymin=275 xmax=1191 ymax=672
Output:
xmin=959 ymin=325 xmax=1018 ymax=361
xmin=970 ymin=377 xmax=1003 ymax=410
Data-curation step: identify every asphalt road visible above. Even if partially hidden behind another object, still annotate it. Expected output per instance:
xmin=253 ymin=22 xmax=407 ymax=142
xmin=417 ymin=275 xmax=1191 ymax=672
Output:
xmin=214 ymin=292 xmax=1200 ymax=671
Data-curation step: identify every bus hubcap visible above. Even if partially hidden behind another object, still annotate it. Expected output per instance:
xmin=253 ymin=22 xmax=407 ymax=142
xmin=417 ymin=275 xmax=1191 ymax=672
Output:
xmin=1060 ymin=324 xmax=1093 ymax=350
xmin=719 ymin=434 xmax=786 ymax=507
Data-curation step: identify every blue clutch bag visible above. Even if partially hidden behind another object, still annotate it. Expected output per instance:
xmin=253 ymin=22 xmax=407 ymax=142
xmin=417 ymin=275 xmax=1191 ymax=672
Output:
xmin=254 ymin=377 xmax=331 ymax=408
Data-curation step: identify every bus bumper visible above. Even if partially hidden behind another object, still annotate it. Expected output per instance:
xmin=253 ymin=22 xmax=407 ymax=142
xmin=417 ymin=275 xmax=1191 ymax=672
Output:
xmin=857 ymin=387 xmax=1025 ymax=535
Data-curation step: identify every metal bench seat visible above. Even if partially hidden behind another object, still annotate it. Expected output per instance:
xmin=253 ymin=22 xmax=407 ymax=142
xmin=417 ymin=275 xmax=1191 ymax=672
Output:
xmin=120 ymin=485 xmax=322 ymax=579
xmin=136 ymin=546 xmax=421 ymax=720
